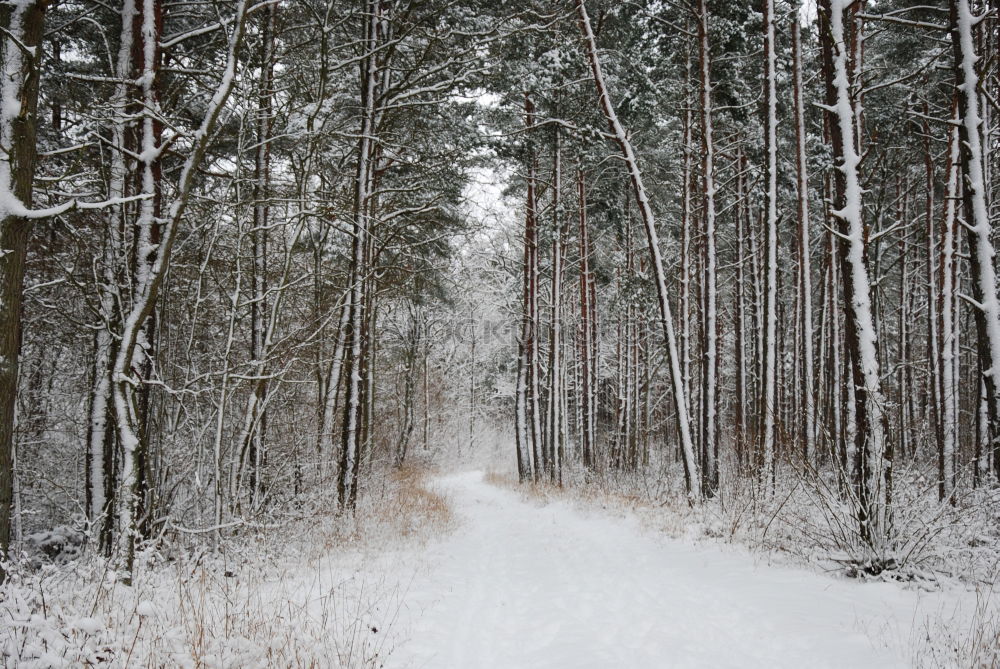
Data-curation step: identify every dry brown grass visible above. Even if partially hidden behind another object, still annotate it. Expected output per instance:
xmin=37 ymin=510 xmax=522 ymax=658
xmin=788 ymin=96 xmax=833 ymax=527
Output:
xmin=373 ymin=465 xmax=455 ymax=540
xmin=483 ymin=469 xmax=659 ymax=519
xmin=295 ymin=465 xmax=451 ymax=553
xmin=296 ymin=463 xmax=457 ymax=556
xmin=483 ymin=470 xmax=518 ymax=490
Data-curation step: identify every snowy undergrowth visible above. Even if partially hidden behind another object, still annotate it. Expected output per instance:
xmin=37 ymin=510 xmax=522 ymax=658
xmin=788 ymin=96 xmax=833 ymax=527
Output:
xmin=1 ymin=465 xmax=454 ymax=668
xmin=493 ymin=461 xmax=1000 ymax=583
xmin=912 ymin=584 xmax=1000 ymax=668
xmin=487 ymin=459 xmax=1000 ymax=667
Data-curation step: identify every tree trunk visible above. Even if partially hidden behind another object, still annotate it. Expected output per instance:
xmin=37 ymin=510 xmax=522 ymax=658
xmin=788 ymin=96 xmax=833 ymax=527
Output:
xmin=576 ymin=0 xmax=700 ymax=498
xmin=527 ymin=99 xmax=543 ymax=481
xmin=792 ymin=17 xmax=816 ymax=467
xmin=246 ymin=1 xmax=277 ymax=509
xmin=697 ymin=0 xmax=719 ymax=496
xmin=339 ymin=0 xmax=379 ymax=509
xmin=0 ymin=0 xmax=46 ymax=580
xmin=319 ymin=299 xmax=350 ymax=472
xmin=109 ymin=0 xmax=250 ymax=576
xmin=939 ymin=111 xmax=961 ymax=502
xmin=577 ymin=168 xmax=596 ymax=470
xmin=819 ymin=0 xmax=891 ymax=551
xmin=546 ymin=125 xmax=564 ymax=484
xmin=735 ymin=148 xmax=749 ymax=470
xmin=950 ymin=0 xmax=1000 ymax=482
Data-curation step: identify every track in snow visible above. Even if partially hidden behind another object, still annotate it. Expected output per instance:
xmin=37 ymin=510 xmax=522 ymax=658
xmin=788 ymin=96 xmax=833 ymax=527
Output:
xmin=385 ymin=471 xmax=936 ymax=668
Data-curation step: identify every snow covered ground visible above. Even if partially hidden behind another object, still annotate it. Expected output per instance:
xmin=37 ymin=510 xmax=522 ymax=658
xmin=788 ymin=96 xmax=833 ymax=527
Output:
xmin=376 ymin=471 xmax=985 ymax=669
xmin=4 ymin=469 xmax=991 ymax=667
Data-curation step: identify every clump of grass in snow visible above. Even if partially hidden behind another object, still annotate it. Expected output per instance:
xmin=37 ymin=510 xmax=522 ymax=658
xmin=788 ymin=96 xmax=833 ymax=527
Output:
xmin=1 ymin=463 xmax=453 ymax=668
xmin=912 ymin=584 xmax=1000 ymax=668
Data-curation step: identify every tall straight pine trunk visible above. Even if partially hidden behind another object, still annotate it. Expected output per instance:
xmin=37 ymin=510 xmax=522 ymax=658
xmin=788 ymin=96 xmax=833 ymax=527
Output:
xmin=939 ymin=110 xmax=961 ymax=502
xmin=0 ymin=0 xmax=46 ymax=581
xmin=819 ymin=0 xmax=891 ymax=550
xmin=115 ymin=0 xmax=165 ymax=573
xmin=577 ymin=168 xmax=596 ymax=470
xmin=951 ymin=0 xmax=1000 ymax=481
xmin=339 ymin=0 xmax=379 ymax=508
xmin=792 ymin=17 xmax=816 ymax=467
xmin=515 ymin=94 xmax=542 ymax=481
xmin=546 ymin=126 xmax=564 ymax=484
xmin=245 ymin=2 xmax=277 ymax=509
xmin=760 ymin=0 xmax=779 ymax=480
xmin=697 ymin=0 xmax=719 ymax=496
xmin=108 ymin=0 xmax=249 ymax=575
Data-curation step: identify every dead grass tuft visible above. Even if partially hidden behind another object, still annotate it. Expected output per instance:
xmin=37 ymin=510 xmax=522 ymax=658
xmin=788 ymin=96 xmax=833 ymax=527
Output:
xmin=483 ymin=469 xmax=655 ymax=518
xmin=913 ymin=584 xmax=1000 ymax=668
xmin=483 ymin=470 xmax=515 ymax=489
xmin=375 ymin=465 xmax=455 ymax=540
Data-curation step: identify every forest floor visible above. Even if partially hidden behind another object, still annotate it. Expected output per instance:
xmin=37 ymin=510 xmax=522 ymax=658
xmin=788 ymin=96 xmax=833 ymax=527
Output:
xmin=3 ymin=468 xmax=995 ymax=667
xmin=381 ymin=470 xmax=989 ymax=668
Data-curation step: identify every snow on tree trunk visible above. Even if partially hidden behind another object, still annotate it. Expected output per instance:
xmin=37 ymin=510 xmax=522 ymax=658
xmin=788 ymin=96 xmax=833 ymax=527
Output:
xmin=546 ymin=126 xmax=564 ymax=484
xmin=792 ymin=17 xmax=816 ymax=467
xmin=575 ymin=0 xmax=700 ymax=498
xmin=697 ymin=0 xmax=719 ymax=497
xmin=86 ymin=6 xmax=138 ymax=550
xmin=939 ymin=112 xmax=961 ymax=503
xmin=319 ymin=300 xmax=350 ymax=473
xmin=0 ymin=0 xmax=46 ymax=581
xmin=516 ymin=94 xmax=541 ymax=481
xmin=819 ymin=0 xmax=891 ymax=552
xmin=577 ymin=167 xmax=596 ymax=470
xmin=681 ymin=42 xmax=693 ymax=436
xmin=339 ymin=0 xmax=379 ymax=508
xmin=245 ymin=2 xmax=277 ymax=509
xmin=950 ymin=0 xmax=1000 ymax=482
xmin=515 ymin=145 xmax=531 ymax=479
xmin=527 ymin=103 xmax=542 ymax=481
xmin=760 ymin=0 xmax=779 ymax=482
xmin=114 ymin=0 xmax=164 ymax=575
xmin=110 ymin=0 xmax=250 ymax=577
xmin=735 ymin=148 xmax=749 ymax=469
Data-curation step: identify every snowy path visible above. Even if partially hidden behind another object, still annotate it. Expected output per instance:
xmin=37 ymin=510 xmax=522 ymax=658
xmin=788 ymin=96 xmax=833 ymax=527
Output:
xmin=381 ymin=471 xmax=945 ymax=668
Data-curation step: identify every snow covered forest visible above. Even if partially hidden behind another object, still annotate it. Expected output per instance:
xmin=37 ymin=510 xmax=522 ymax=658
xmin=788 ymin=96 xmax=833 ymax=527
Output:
xmin=1 ymin=0 xmax=1000 ymax=665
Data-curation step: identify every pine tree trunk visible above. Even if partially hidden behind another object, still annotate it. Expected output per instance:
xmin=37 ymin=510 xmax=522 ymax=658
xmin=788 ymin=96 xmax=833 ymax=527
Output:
xmin=760 ymin=0 xmax=780 ymax=482
xmin=819 ymin=0 xmax=891 ymax=551
xmin=0 ymin=0 xmax=46 ymax=580
xmin=577 ymin=168 xmax=595 ymax=470
xmin=527 ymin=104 xmax=543 ymax=482
xmin=319 ymin=300 xmax=350 ymax=473
xmin=546 ymin=126 xmax=564 ymax=484
xmin=105 ymin=0 xmax=248 ymax=575
xmin=792 ymin=18 xmax=816 ymax=467
xmin=924 ymin=108 xmax=942 ymax=469
xmin=697 ymin=0 xmax=719 ymax=496
xmin=735 ymin=148 xmax=749 ymax=470
xmin=576 ymin=0 xmax=700 ymax=497
xmin=339 ymin=0 xmax=379 ymax=509
xmin=939 ymin=110 xmax=961 ymax=502
xmin=950 ymin=0 xmax=1000 ymax=482
xmin=681 ymin=41 xmax=693 ymax=429
xmin=246 ymin=2 xmax=276 ymax=509
xmin=115 ymin=0 xmax=165 ymax=574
